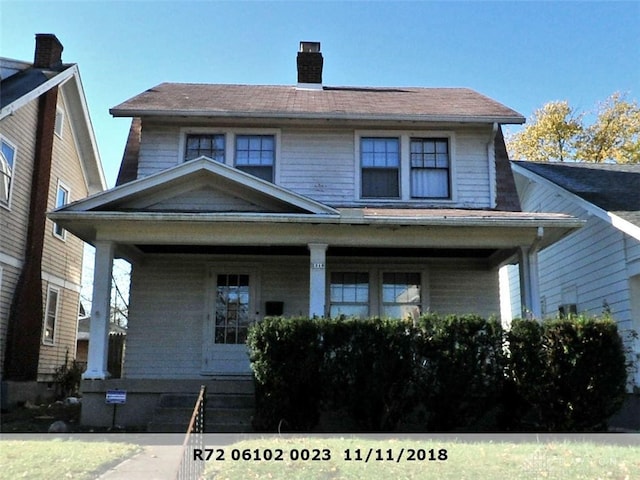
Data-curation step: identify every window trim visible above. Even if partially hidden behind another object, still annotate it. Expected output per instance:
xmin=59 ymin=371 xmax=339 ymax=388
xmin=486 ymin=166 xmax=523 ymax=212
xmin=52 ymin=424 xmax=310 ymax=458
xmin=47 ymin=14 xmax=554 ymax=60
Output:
xmin=355 ymin=130 xmax=456 ymax=204
xmin=53 ymin=180 xmax=70 ymax=240
xmin=179 ymin=128 xmax=281 ymax=183
xmin=0 ymin=135 xmax=18 ymax=211
xmin=42 ymin=285 xmax=60 ymax=345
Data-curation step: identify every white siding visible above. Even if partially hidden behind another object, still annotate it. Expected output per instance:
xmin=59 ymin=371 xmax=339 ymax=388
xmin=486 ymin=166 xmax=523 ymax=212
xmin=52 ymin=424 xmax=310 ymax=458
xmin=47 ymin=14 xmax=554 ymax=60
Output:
xmin=279 ymin=129 xmax=355 ymax=204
xmin=429 ymin=261 xmax=500 ymax=318
xmin=510 ymin=174 xmax=640 ymax=337
xmin=133 ymin=124 xmax=495 ymax=209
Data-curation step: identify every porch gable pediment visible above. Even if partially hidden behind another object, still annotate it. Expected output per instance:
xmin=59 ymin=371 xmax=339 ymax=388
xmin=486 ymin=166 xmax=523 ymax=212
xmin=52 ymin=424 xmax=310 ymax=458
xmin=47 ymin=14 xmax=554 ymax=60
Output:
xmin=59 ymin=157 xmax=339 ymax=215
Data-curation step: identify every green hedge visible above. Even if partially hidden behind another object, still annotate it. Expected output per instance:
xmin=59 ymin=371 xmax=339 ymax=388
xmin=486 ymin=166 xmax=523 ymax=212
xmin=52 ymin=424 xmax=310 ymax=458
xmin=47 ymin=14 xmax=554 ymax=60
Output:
xmin=247 ymin=314 xmax=629 ymax=432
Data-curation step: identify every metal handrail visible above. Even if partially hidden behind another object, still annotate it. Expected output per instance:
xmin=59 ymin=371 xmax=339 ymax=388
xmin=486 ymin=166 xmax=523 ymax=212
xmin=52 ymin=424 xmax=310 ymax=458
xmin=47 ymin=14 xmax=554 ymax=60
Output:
xmin=176 ymin=385 xmax=207 ymax=480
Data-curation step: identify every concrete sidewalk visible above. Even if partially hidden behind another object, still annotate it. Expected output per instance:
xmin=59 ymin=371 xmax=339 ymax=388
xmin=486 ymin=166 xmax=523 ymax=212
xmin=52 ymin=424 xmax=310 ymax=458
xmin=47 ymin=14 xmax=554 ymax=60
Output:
xmin=97 ymin=444 xmax=183 ymax=480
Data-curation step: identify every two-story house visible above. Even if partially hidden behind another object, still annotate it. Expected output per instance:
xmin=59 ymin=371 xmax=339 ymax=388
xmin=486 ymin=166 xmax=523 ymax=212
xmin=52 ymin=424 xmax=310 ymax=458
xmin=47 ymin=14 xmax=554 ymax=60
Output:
xmin=51 ymin=42 xmax=581 ymax=428
xmin=1 ymin=34 xmax=106 ymax=408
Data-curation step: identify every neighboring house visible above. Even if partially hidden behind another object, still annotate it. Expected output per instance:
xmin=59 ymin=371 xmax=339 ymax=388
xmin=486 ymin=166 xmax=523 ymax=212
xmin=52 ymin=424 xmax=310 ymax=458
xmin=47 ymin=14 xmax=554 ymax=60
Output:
xmin=0 ymin=34 xmax=106 ymax=408
xmin=506 ymin=161 xmax=640 ymax=393
xmin=51 ymin=42 xmax=581 ymax=427
xmin=76 ymin=316 xmax=126 ymax=378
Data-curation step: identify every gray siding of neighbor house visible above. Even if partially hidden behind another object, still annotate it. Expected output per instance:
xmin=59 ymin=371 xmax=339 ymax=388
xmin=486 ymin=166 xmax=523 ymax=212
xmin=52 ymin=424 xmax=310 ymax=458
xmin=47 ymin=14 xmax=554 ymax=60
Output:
xmin=123 ymin=255 xmax=501 ymax=378
xmin=133 ymin=124 xmax=495 ymax=209
xmin=510 ymin=177 xmax=639 ymax=337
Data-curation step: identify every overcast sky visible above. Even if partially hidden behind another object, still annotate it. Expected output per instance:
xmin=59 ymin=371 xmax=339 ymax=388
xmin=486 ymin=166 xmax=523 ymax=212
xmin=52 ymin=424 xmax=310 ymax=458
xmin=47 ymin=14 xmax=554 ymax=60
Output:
xmin=2 ymin=1 xmax=639 ymax=187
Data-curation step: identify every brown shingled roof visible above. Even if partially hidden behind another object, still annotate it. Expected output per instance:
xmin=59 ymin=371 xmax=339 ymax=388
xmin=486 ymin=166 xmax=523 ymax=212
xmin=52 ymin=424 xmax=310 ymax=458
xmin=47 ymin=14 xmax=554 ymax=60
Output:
xmin=110 ymin=83 xmax=525 ymax=123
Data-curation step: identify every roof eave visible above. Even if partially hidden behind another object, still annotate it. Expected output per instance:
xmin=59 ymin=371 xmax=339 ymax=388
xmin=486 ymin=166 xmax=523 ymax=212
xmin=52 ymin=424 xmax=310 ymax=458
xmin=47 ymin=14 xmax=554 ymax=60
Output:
xmin=109 ymin=109 xmax=525 ymax=125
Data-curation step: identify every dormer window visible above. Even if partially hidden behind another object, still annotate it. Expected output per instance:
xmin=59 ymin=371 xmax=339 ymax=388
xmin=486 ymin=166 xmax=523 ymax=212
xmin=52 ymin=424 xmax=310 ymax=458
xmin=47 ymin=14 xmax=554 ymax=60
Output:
xmin=235 ymin=135 xmax=275 ymax=182
xmin=360 ymin=137 xmax=400 ymax=198
xmin=410 ymin=138 xmax=450 ymax=198
xmin=185 ymin=134 xmax=225 ymax=162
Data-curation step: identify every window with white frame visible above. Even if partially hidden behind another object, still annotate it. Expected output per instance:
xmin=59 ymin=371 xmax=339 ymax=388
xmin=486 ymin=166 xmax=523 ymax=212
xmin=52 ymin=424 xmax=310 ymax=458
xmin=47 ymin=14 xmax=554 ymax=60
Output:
xmin=235 ymin=135 xmax=275 ymax=182
xmin=53 ymin=182 xmax=69 ymax=239
xmin=54 ymin=108 xmax=65 ymax=137
xmin=410 ymin=138 xmax=450 ymax=198
xmin=329 ymin=272 xmax=370 ymax=318
xmin=381 ymin=272 xmax=422 ymax=320
xmin=185 ymin=134 xmax=225 ymax=162
xmin=0 ymin=137 xmax=17 ymax=208
xmin=360 ymin=137 xmax=400 ymax=198
xmin=43 ymin=286 xmax=59 ymax=345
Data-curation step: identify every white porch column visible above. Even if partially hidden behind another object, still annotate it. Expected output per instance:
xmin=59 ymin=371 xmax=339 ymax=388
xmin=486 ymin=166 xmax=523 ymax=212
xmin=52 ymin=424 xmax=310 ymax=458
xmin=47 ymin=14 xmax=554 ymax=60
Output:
xmin=308 ymin=243 xmax=328 ymax=317
xmin=518 ymin=246 xmax=541 ymax=319
xmin=83 ymin=240 xmax=115 ymax=379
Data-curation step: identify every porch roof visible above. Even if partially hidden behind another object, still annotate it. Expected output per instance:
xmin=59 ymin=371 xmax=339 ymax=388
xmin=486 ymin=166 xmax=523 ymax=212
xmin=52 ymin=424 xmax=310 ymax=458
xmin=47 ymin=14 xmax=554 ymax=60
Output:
xmin=50 ymin=207 xmax=582 ymax=263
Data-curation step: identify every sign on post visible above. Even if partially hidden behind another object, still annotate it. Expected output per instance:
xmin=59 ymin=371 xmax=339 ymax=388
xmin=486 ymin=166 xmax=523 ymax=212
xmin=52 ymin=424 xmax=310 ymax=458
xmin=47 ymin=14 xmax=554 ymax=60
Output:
xmin=105 ymin=390 xmax=127 ymax=404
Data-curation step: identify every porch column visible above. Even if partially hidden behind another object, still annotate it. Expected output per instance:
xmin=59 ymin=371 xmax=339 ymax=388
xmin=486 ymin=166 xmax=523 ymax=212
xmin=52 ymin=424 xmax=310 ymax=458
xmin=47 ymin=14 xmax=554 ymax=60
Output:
xmin=83 ymin=240 xmax=115 ymax=379
xmin=518 ymin=246 xmax=541 ymax=319
xmin=308 ymin=243 xmax=328 ymax=317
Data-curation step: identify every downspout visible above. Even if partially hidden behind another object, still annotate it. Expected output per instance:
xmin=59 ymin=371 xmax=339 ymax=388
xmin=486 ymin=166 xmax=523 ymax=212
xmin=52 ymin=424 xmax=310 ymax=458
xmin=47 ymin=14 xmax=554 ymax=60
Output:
xmin=487 ymin=122 xmax=498 ymax=209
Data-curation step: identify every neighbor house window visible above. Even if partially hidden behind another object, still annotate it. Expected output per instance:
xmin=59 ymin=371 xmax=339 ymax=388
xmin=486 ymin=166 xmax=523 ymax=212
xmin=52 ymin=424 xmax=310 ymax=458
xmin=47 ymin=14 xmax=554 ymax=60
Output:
xmin=361 ymin=137 xmax=400 ymax=198
xmin=330 ymin=272 xmax=370 ymax=318
xmin=53 ymin=182 xmax=69 ymax=239
xmin=0 ymin=137 xmax=17 ymax=207
xmin=54 ymin=108 xmax=65 ymax=137
xmin=410 ymin=138 xmax=450 ymax=198
xmin=43 ymin=286 xmax=60 ymax=345
xmin=382 ymin=272 xmax=421 ymax=320
xmin=185 ymin=134 xmax=225 ymax=162
xmin=235 ymin=135 xmax=274 ymax=182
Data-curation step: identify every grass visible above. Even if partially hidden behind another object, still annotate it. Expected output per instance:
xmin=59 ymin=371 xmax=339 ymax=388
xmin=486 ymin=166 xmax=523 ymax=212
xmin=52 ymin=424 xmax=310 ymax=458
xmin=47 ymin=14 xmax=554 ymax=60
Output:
xmin=204 ymin=437 xmax=640 ymax=480
xmin=0 ymin=439 xmax=141 ymax=480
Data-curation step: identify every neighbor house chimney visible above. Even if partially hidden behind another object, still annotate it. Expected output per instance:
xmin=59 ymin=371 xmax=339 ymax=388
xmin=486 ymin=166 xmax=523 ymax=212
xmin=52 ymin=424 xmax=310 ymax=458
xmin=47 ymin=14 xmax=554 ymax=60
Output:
xmin=297 ymin=41 xmax=323 ymax=87
xmin=34 ymin=33 xmax=64 ymax=69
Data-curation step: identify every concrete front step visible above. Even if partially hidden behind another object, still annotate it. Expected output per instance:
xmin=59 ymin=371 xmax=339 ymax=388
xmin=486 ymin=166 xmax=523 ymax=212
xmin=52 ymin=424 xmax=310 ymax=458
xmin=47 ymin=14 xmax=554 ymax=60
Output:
xmin=147 ymin=389 xmax=255 ymax=433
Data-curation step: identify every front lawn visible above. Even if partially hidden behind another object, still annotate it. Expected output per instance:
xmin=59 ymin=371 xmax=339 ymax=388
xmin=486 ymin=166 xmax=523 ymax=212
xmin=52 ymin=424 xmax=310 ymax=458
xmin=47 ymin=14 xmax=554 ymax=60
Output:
xmin=204 ymin=437 xmax=640 ymax=480
xmin=0 ymin=439 xmax=141 ymax=480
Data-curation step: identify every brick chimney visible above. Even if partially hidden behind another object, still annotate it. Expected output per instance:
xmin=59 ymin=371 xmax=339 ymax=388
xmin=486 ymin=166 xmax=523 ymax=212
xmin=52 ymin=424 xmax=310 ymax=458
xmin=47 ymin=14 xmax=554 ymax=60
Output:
xmin=33 ymin=33 xmax=64 ymax=69
xmin=297 ymin=41 xmax=323 ymax=87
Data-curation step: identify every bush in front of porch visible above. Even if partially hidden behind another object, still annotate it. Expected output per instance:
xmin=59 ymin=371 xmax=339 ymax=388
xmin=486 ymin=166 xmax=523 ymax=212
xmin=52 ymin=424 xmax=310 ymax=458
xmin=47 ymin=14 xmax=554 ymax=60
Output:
xmin=248 ymin=314 xmax=630 ymax=433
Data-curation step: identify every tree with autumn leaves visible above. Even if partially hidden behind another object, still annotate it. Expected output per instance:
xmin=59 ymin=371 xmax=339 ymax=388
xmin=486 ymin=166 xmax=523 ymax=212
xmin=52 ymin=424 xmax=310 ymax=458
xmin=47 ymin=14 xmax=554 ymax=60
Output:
xmin=507 ymin=93 xmax=640 ymax=164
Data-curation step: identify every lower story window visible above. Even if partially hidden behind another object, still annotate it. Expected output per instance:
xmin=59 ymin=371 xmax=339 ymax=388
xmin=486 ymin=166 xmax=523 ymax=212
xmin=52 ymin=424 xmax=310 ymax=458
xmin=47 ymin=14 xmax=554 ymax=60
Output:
xmin=330 ymin=272 xmax=369 ymax=318
xmin=382 ymin=272 xmax=422 ymax=320
xmin=43 ymin=286 xmax=59 ymax=345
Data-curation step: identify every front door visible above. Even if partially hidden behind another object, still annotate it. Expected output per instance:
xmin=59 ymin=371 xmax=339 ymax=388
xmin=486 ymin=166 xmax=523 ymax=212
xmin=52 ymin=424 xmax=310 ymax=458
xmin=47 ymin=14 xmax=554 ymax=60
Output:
xmin=204 ymin=272 xmax=256 ymax=374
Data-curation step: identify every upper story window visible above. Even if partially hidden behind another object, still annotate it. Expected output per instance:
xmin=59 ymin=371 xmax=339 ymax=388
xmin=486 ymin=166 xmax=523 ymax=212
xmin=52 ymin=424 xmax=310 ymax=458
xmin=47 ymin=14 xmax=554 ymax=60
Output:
xmin=410 ymin=138 xmax=450 ymax=198
xmin=357 ymin=131 xmax=455 ymax=202
xmin=53 ymin=181 xmax=70 ymax=240
xmin=360 ymin=137 xmax=400 ymax=198
xmin=185 ymin=134 xmax=225 ymax=162
xmin=235 ymin=135 xmax=274 ymax=182
xmin=54 ymin=107 xmax=65 ymax=138
xmin=0 ymin=137 xmax=17 ymax=208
